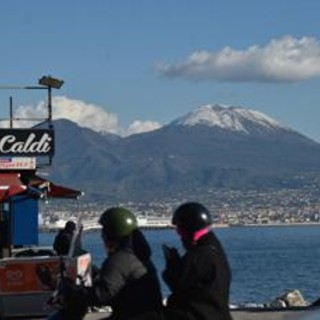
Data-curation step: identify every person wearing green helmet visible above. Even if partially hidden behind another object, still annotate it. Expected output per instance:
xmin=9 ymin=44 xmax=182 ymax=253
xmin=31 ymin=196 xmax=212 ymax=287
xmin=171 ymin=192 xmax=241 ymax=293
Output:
xmin=88 ymin=207 xmax=162 ymax=319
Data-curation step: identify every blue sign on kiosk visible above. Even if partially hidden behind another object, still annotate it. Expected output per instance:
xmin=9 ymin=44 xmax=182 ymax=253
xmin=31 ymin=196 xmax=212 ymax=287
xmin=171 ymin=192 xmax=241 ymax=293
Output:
xmin=11 ymin=195 xmax=38 ymax=246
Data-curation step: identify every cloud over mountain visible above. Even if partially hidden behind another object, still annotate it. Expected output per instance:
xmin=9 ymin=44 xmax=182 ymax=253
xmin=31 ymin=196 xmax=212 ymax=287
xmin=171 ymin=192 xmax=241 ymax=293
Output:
xmin=157 ymin=36 xmax=320 ymax=83
xmin=126 ymin=120 xmax=162 ymax=136
xmin=3 ymin=96 xmax=162 ymax=136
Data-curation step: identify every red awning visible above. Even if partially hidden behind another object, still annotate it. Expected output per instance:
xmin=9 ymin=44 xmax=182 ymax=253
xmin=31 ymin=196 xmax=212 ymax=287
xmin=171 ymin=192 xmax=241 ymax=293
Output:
xmin=24 ymin=174 xmax=83 ymax=199
xmin=0 ymin=173 xmax=28 ymax=202
xmin=0 ymin=172 xmax=83 ymax=201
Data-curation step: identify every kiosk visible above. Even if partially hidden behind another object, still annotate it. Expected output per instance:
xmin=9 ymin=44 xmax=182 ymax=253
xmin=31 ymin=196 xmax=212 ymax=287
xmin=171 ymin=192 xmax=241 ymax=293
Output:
xmin=0 ymin=76 xmax=90 ymax=318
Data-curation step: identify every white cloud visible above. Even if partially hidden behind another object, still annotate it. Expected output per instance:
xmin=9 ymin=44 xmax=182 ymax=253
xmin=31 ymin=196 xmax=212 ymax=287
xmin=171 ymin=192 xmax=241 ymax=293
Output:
xmin=157 ymin=36 xmax=320 ymax=83
xmin=1 ymin=96 xmax=161 ymax=136
xmin=53 ymin=96 xmax=120 ymax=134
xmin=126 ymin=120 xmax=162 ymax=136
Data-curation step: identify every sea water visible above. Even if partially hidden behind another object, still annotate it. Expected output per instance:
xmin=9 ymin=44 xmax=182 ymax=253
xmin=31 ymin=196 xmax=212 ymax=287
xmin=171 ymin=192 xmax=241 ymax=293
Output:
xmin=39 ymin=225 xmax=320 ymax=305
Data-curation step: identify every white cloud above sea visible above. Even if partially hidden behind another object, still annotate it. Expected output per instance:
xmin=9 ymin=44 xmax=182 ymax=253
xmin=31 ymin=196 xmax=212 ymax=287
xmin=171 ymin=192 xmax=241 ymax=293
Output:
xmin=1 ymin=96 xmax=162 ymax=136
xmin=157 ymin=36 xmax=320 ymax=83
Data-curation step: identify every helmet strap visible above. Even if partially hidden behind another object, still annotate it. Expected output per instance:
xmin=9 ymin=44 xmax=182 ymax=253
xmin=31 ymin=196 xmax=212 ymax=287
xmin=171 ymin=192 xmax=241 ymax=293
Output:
xmin=193 ymin=227 xmax=209 ymax=243
xmin=177 ymin=227 xmax=209 ymax=247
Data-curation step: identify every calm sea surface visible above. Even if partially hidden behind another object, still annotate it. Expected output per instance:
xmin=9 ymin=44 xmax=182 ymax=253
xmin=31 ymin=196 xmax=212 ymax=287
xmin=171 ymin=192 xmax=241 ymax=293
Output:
xmin=39 ymin=225 xmax=320 ymax=305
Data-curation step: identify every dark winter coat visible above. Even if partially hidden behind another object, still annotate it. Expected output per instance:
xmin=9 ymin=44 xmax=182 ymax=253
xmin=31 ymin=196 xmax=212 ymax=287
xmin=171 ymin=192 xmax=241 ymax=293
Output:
xmin=88 ymin=230 xmax=163 ymax=320
xmin=163 ymin=231 xmax=233 ymax=320
xmin=53 ymin=229 xmax=73 ymax=255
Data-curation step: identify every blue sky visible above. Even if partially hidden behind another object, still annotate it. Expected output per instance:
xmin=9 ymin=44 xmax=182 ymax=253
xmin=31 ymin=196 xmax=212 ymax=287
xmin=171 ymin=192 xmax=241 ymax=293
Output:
xmin=1 ymin=1 xmax=320 ymax=141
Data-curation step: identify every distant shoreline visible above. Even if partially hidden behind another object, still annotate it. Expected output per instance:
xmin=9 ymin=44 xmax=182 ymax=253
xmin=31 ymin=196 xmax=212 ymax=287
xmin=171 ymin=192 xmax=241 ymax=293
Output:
xmin=229 ymin=222 xmax=320 ymax=227
xmin=39 ymin=221 xmax=320 ymax=233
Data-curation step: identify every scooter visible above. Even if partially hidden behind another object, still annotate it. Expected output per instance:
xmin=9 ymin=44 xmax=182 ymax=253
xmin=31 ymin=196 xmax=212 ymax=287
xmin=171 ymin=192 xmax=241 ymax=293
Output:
xmin=37 ymin=257 xmax=89 ymax=320
xmin=37 ymin=220 xmax=89 ymax=320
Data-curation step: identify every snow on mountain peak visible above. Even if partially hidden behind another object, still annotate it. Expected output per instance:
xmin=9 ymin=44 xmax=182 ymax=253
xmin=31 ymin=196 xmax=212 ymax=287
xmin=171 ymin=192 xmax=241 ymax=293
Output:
xmin=173 ymin=104 xmax=289 ymax=134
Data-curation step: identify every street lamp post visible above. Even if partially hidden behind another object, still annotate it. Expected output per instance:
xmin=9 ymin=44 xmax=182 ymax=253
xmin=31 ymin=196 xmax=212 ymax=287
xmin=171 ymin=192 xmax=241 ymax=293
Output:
xmin=38 ymin=76 xmax=64 ymax=128
xmin=0 ymin=75 xmax=64 ymax=127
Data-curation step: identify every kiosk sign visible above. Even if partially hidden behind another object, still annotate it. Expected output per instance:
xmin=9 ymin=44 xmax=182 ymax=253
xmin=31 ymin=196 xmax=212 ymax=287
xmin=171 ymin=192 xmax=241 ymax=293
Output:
xmin=0 ymin=157 xmax=36 ymax=170
xmin=0 ymin=129 xmax=54 ymax=157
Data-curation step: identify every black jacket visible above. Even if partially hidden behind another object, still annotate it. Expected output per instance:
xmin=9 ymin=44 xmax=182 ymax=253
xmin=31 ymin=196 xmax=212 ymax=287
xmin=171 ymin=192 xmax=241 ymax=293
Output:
xmin=89 ymin=231 xmax=163 ymax=320
xmin=53 ymin=229 xmax=73 ymax=255
xmin=163 ymin=231 xmax=233 ymax=320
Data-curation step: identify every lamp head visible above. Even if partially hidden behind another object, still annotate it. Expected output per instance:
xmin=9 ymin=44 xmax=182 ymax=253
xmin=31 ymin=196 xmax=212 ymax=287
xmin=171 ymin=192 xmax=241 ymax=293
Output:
xmin=38 ymin=76 xmax=64 ymax=89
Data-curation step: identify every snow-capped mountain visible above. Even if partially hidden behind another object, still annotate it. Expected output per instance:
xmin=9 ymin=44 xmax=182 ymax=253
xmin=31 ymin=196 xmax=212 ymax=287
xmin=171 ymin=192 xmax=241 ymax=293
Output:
xmin=172 ymin=104 xmax=290 ymax=135
xmin=50 ymin=105 xmax=320 ymax=201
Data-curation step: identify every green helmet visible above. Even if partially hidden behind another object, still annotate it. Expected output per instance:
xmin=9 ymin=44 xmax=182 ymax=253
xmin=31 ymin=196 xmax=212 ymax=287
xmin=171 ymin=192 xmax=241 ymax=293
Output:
xmin=99 ymin=207 xmax=138 ymax=241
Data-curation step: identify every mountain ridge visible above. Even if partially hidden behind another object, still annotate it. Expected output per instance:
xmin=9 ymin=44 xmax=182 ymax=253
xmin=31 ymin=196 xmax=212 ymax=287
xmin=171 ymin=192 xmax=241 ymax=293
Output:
xmin=47 ymin=105 xmax=320 ymax=201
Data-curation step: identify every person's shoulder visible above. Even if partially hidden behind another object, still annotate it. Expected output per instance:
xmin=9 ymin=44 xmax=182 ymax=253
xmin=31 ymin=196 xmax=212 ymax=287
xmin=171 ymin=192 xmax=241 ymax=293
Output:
xmin=193 ymin=235 xmax=222 ymax=256
xmin=111 ymin=247 xmax=136 ymax=261
xmin=102 ymin=249 xmax=142 ymax=275
xmin=110 ymin=248 xmax=143 ymax=268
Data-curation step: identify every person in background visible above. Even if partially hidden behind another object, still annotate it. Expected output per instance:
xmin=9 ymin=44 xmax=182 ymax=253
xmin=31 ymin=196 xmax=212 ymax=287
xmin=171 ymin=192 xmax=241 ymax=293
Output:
xmin=53 ymin=220 xmax=77 ymax=256
xmin=133 ymin=201 xmax=233 ymax=320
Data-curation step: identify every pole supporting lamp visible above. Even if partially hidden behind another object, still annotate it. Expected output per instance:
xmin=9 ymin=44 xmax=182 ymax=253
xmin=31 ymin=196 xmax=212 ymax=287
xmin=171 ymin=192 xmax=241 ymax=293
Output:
xmin=38 ymin=76 xmax=64 ymax=127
